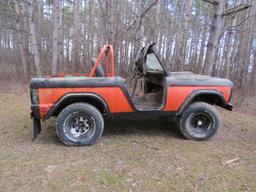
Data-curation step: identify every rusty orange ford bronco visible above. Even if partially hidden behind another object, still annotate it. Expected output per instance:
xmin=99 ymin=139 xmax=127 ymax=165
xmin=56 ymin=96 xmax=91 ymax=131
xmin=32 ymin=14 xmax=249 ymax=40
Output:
xmin=30 ymin=44 xmax=233 ymax=146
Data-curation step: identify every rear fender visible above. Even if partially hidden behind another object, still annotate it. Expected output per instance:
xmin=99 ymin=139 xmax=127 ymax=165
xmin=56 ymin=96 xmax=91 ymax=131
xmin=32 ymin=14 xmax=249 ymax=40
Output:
xmin=43 ymin=93 xmax=110 ymax=120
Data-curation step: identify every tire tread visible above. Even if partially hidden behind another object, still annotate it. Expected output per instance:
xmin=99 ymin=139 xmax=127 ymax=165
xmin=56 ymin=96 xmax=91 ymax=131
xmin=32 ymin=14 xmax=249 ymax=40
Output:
xmin=56 ymin=102 xmax=104 ymax=146
xmin=179 ymin=102 xmax=220 ymax=141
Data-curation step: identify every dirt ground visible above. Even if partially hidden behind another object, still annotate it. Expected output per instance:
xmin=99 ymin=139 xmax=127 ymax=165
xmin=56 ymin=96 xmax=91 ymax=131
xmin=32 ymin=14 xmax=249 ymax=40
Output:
xmin=0 ymin=92 xmax=256 ymax=192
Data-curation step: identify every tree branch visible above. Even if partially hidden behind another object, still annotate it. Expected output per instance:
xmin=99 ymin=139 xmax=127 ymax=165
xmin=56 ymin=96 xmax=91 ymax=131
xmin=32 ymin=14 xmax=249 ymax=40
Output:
xmin=126 ymin=0 xmax=159 ymax=31
xmin=222 ymin=4 xmax=251 ymax=17
xmin=225 ymin=13 xmax=256 ymax=32
xmin=139 ymin=0 xmax=159 ymax=19
xmin=137 ymin=0 xmax=159 ymax=30
xmin=202 ymin=0 xmax=217 ymax=5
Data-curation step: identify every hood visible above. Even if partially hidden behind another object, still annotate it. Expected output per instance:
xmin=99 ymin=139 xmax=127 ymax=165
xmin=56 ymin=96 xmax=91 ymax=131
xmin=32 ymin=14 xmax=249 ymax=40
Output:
xmin=166 ymin=71 xmax=233 ymax=87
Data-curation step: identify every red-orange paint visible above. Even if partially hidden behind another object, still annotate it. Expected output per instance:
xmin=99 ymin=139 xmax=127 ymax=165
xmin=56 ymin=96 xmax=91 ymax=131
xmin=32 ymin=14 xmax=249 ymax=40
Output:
xmin=164 ymin=86 xmax=231 ymax=111
xmin=38 ymin=85 xmax=231 ymax=118
xmin=38 ymin=87 xmax=134 ymax=118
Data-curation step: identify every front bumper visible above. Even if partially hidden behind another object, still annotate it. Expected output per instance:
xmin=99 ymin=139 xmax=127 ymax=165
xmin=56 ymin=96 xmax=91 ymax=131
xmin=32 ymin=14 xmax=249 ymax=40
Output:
xmin=224 ymin=103 xmax=233 ymax=111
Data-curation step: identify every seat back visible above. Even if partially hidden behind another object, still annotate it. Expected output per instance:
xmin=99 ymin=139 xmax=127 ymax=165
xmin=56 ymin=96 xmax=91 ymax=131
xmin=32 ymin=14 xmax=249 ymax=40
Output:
xmin=92 ymin=57 xmax=105 ymax=77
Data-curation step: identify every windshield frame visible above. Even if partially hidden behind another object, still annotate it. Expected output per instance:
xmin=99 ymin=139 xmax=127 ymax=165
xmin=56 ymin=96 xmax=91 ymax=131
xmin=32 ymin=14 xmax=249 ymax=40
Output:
xmin=145 ymin=47 xmax=168 ymax=76
xmin=146 ymin=52 xmax=165 ymax=73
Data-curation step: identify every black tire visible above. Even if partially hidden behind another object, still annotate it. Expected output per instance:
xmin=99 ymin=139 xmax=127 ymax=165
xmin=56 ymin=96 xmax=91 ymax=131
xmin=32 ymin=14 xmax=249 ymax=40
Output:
xmin=56 ymin=103 xmax=104 ymax=146
xmin=179 ymin=102 xmax=220 ymax=141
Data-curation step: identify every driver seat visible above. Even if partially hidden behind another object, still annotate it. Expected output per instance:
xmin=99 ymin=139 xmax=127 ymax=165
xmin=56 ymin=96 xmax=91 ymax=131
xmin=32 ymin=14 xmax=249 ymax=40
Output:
xmin=92 ymin=57 xmax=105 ymax=77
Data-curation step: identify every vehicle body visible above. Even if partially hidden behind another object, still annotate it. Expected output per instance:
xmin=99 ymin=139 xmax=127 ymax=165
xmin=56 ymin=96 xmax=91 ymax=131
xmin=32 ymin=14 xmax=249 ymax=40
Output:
xmin=30 ymin=44 xmax=233 ymax=146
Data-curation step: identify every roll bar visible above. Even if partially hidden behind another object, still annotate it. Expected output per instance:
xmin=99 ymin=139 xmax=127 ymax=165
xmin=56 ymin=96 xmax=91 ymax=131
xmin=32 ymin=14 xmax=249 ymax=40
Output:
xmin=89 ymin=45 xmax=115 ymax=77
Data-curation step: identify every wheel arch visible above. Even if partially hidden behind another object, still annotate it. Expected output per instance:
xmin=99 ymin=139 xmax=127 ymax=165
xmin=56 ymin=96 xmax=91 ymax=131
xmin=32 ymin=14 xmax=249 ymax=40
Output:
xmin=43 ymin=93 xmax=110 ymax=120
xmin=177 ymin=90 xmax=231 ymax=115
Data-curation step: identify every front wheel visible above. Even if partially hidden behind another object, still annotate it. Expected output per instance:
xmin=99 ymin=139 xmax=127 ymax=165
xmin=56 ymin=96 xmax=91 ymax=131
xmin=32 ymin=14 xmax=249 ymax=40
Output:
xmin=56 ymin=103 xmax=104 ymax=146
xmin=179 ymin=102 xmax=220 ymax=141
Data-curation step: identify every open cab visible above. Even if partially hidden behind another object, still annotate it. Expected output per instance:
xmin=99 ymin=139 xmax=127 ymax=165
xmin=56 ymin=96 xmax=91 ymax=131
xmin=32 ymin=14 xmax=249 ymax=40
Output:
xmin=30 ymin=44 xmax=233 ymax=146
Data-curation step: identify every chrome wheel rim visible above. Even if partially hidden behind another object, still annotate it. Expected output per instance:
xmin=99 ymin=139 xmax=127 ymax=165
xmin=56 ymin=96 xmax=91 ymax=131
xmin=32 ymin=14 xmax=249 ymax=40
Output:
xmin=67 ymin=115 xmax=94 ymax=138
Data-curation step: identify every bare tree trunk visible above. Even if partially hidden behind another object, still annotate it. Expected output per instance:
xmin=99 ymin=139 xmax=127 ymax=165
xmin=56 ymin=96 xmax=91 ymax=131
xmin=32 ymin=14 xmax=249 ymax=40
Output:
xmin=197 ymin=24 xmax=208 ymax=73
xmin=175 ymin=0 xmax=192 ymax=71
xmin=51 ymin=0 xmax=60 ymax=75
xmin=13 ymin=0 xmax=28 ymax=81
xmin=250 ymin=50 xmax=256 ymax=88
xmin=36 ymin=0 xmax=43 ymax=63
xmin=202 ymin=0 xmax=224 ymax=75
xmin=66 ymin=29 xmax=70 ymax=65
xmin=202 ymin=0 xmax=250 ymax=76
xmin=224 ymin=16 xmax=237 ymax=78
xmin=239 ymin=1 xmax=256 ymax=88
xmin=27 ymin=0 xmax=41 ymax=76
xmin=72 ymin=0 xmax=81 ymax=72
xmin=58 ymin=2 xmax=64 ymax=72
xmin=21 ymin=1 xmax=30 ymax=75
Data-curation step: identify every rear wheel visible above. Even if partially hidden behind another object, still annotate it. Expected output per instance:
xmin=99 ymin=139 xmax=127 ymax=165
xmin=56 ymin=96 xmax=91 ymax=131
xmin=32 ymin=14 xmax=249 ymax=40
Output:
xmin=179 ymin=102 xmax=220 ymax=140
xmin=56 ymin=103 xmax=104 ymax=146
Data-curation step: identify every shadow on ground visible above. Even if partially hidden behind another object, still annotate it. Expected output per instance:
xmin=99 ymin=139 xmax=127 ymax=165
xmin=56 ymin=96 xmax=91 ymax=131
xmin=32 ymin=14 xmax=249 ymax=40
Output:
xmin=103 ymin=118 xmax=183 ymax=138
xmin=42 ymin=117 xmax=183 ymax=146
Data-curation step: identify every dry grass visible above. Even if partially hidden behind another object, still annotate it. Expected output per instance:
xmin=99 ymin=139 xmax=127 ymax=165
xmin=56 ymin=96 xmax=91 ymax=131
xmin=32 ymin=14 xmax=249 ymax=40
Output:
xmin=0 ymin=92 xmax=256 ymax=192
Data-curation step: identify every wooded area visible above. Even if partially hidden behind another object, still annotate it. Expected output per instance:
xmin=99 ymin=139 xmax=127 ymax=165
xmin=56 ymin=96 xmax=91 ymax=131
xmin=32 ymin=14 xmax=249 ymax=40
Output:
xmin=0 ymin=0 xmax=255 ymax=101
